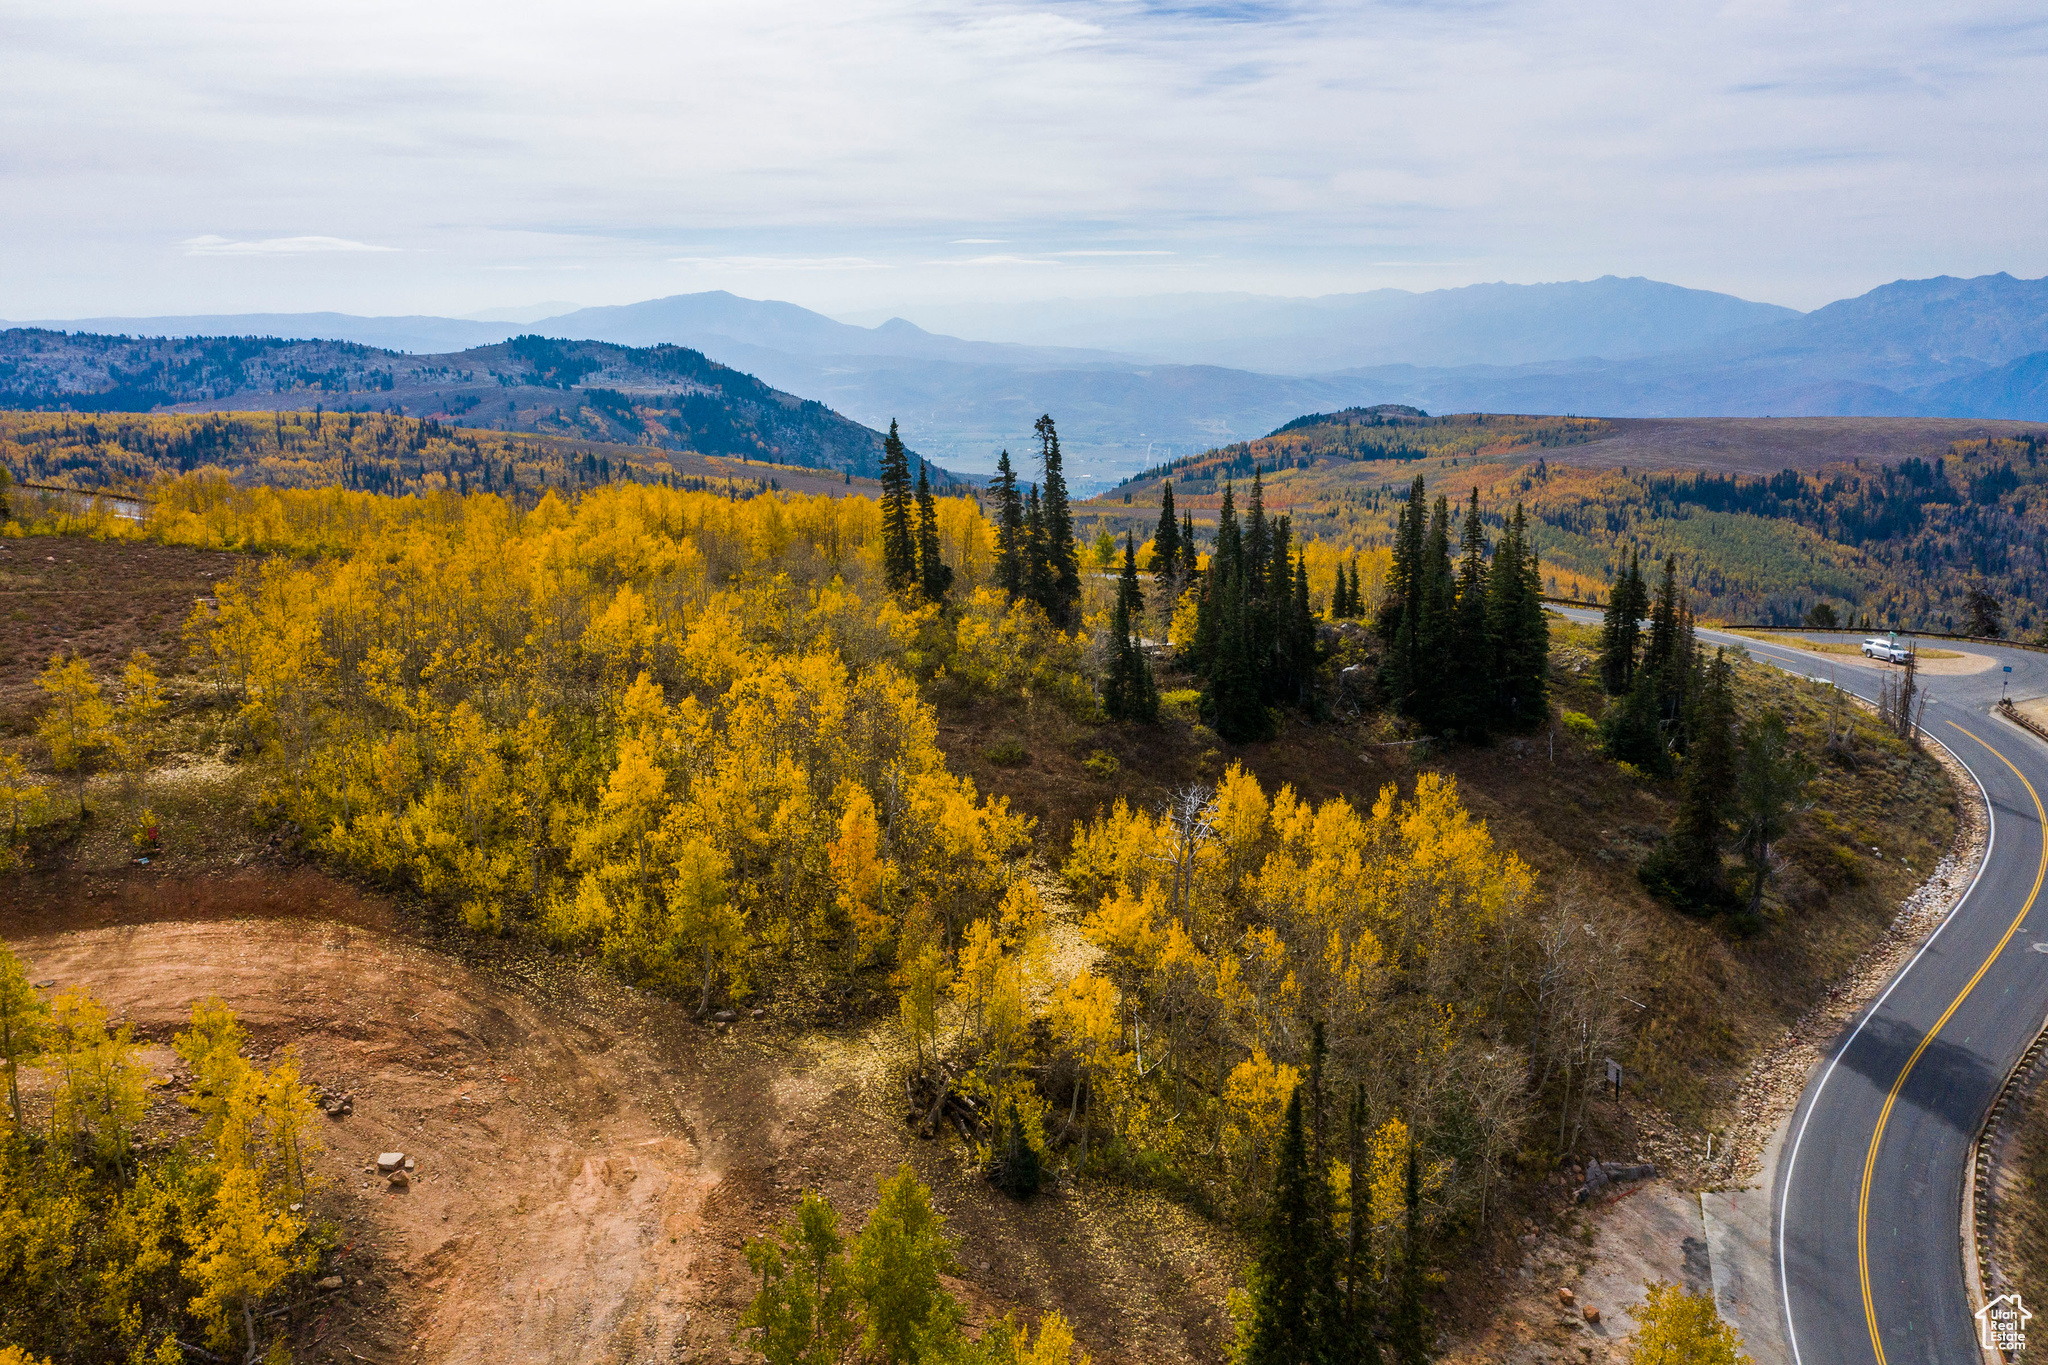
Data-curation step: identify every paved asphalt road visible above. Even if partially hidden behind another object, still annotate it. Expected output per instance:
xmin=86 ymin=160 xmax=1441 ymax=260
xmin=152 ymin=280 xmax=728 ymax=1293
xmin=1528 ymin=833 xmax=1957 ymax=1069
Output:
xmin=1553 ymin=608 xmax=2048 ymax=1364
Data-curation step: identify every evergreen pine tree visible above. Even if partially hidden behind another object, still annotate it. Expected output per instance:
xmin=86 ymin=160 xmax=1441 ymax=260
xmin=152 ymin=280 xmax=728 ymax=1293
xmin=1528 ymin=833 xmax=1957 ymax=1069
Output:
xmin=1643 ymin=555 xmax=1682 ymax=704
xmin=1641 ymin=647 xmax=1737 ymax=913
xmin=1180 ymin=512 xmax=1199 ymax=577
xmin=1390 ymin=1141 xmax=1429 ymax=1365
xmin=990 ymin=450 xmax=1024 ymax=600
xmin=879 ymin=420 xmax=916 ymax=593
xmin=1024 ymin=485 xmax=1055 ymax=615
xmin=1244 ymin=1089 xmax=1328 ymax=1365
xmin=1035 ymin=414 xmax=1081 ymax=627
xmin=1286 ymin=555 xmax=1320 ymax=711
xmin=1194 ymin=482 xmax=1241 ymax=674
xmin=1104 ymin=535 xmax=1158 ymax=723
xmin=1448 ymin=489 xmax=1492 ymax=738
xmin=1207 ymin=568 xmax=1270 ymax=742
xmin=1341 ymin=1085 xmax=1383 ymax=1365
xmin=1376 ymin=477 xmax=1427 ymax=714
xmin=1408 ymin=495 xmax=1455 ymax=731
xmin=1597 ymin=549 xmax=1645 ymax=694
xmin=1484 ymin=505 xmax=1547 ymax=730
xmin=1246 ymin=469 xmax=1271 ymax=590
xmin=914 ymin=461 xmax=952 ymax=603
xmin=1153 ymin=482 xmax=1181 ymax=587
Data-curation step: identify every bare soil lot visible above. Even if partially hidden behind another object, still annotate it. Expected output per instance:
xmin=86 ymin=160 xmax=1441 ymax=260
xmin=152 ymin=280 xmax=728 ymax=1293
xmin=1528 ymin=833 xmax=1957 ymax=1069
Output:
xmin=3 ymin=863 xmax=1239 ymax=1365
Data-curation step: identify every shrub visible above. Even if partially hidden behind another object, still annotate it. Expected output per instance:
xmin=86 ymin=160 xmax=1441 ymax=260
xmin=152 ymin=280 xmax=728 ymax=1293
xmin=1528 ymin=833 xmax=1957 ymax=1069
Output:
xmin=1081 ymin=750 xmax=1120 ymax=780
xmin=1561 ymin=710 xmax=1598 ymax=740
xmin=987 ymin=738 xmax=1028 ymax=769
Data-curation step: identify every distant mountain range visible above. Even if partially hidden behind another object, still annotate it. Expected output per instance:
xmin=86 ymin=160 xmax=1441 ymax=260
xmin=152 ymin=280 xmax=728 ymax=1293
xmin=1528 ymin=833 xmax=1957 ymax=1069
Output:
xmin=8 ymin=273 xmax=2047 ymax=487
xmin=0 ymin=331 xmax=935 ymax=482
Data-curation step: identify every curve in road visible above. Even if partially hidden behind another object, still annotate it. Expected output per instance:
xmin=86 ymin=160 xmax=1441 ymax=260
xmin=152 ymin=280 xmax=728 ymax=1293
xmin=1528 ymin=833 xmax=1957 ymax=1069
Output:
xmin=1553 ymin=608 xmax=2048 ymax=1364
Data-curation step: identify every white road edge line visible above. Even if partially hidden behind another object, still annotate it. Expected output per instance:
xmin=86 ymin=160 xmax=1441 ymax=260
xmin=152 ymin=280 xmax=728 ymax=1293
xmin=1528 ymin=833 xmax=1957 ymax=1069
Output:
xmin=1775 ymin=721 xmax=1997 ymax=1365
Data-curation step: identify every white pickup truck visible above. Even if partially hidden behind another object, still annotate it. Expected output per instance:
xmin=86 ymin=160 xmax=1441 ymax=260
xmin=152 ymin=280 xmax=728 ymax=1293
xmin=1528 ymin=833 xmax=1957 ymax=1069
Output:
xmin=1861 ymin=637 xmax=1913 ymax=663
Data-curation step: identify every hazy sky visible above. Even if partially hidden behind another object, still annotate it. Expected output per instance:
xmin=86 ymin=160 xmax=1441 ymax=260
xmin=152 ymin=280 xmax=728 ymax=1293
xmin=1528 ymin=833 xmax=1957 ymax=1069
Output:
xmin=5 ymin=0 xmax=2045 ymax=321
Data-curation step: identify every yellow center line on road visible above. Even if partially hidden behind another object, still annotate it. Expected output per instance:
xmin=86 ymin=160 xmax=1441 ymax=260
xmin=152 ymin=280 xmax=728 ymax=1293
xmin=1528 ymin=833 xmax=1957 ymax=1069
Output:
xmin=1858 ymin=722 xmax=2048 ymax=1365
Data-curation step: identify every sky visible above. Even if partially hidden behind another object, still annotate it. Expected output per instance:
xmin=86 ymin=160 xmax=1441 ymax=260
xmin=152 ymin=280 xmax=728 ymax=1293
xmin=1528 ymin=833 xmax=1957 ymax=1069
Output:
xmin=4 ymin=0 xmax=2046 ymax=323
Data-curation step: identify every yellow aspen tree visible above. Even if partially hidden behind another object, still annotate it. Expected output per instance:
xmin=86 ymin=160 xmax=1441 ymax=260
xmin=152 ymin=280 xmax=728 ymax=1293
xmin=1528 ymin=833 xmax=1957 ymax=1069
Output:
xmin=1626 ymin=1283 xmax=1752 ymax=1365
xmin=116 ymin=649 xmax=168 ymax=784
xmin=828 ymin=786 xmax=892 ymax=969
xmin=36 ymin=653 xmax=112 ymax=817
xmin=48 ymin=989 xmax=148 ymax=1177
xmin=0 ymin=752 xmax=50 ymax=870
xmin=0 ymin=943 xmax=52 ymax=1132
xmin=183 ymin=1165 xmax=303 ymax=1360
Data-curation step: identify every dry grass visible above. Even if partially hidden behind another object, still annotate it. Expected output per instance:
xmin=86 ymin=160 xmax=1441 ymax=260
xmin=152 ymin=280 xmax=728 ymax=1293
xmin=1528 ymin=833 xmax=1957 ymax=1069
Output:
xmin=0 ymin=533 xmax=246 ymax=734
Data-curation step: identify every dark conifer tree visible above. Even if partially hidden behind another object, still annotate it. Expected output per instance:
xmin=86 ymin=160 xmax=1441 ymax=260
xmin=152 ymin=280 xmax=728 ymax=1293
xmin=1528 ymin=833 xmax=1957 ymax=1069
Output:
xmin=1377 ymin=476 xmax=1428 ymax=714
xmin=879 ymin=419 xmax=916 ymax=593
xmin=1409 ymin=495 xmax=1455 ymax=731
xmin=1194 ymin=482 xmax=1241 ymax=673
xmin=1180 ymin=512 xmax=1200 ymax=577
xmin=1485 ymin=505 xmax=1549 ymax=729
xmin=914 ymin=461 xmax=952 ymax=603
xmin=1449 ymin=489 xmax=1492 ymax=737
xmin=1035 ymin=414 xmax=1081 ymax=627
xmin=1341 ymin=1085 xmax=1383 ymax=1365
xmin=1598 ymin=548 xmax=1646 ymax=694
xmin=1284 ymin=555 xmax=1320 ymax=711
xmin=1243 ymin=1089 xmax=1329 ymax=1365
xmin=1103 ymin=534 xmax=1158 ymax=722
xmin=1246 ymin=469 xmax=1272 ymax=590
xmin=1023 ymin=484 xmax=1054 ymax=614
xmin=1390 ymin=1141 xmax=1429 ymax=1365
xmin=990 ymin=449 xmax=1025 ymax=600
xmin=1641 ymin=647 xmax=1737 ymax=913
xmin=1153 ymin=481 xmax=1181 ymax=586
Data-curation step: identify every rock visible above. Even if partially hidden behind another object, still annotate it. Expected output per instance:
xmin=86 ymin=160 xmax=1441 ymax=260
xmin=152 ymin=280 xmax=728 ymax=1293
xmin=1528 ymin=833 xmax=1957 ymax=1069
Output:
xmin=377 ymin=1152 xmax=406 ymax=1174
xmin=1582 ymin=1306 xmax=1601 ymax=1325
xmin=387 ymin=1169 xmax=409 ymax=1189
xmin=1557 ymin=1288 xmax=1576 ymax=1307
xmin=751 ymin=1008 xmax=767 ymax=1020
xmin=404 ymin=1157 xmax=416 ymax=1171
xmin=712 ymin=1009 xmax=737 ymax=1023
xmin=316 ymin=1276 xmax=344 ymax=1292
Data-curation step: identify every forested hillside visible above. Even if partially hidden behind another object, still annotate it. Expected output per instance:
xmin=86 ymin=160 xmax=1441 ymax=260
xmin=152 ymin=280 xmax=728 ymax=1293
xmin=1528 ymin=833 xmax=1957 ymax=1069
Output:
xmin=0 ymin=329 xmax=921 ymax=478
xmin=0 ymin=409 xmax=879 ymax=508
xmin=1093 ymin=407 xmax=2048 ymax=635
xmin=0 ymin=441 xmax=1957 ymax=1362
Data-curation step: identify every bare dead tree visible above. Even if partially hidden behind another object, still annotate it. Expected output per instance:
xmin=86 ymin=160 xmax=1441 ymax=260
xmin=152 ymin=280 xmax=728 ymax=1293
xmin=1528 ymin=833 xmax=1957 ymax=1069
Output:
xmin=1152 ymin=782 xmax=1217 ymax=923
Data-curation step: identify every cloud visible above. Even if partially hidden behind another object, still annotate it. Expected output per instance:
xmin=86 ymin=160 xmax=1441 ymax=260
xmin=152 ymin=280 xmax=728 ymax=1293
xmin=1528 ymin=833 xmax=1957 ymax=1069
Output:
xmin=670 ymin=255 xmax=891 ymax=271
xmin=1052 ymin=250 xmax=1176 ymax=257
xmin=180 ymin=235 xmax=398 ymax=256
xmin=5 ymin=0 xmax=2044 ymax=314
xmin=930 ymin=255 xmax=1064 ymax=267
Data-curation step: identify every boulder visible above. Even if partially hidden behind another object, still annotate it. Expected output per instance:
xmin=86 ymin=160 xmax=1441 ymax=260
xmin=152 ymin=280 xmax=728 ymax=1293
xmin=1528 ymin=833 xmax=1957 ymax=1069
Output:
xmin=377 ymin=1152 xmax=406 ymax=1174
xmin=316 ymin=1276 xmax=344 ymax=1292
xmin=712 ymin=1009 xmax=737 ymax=1023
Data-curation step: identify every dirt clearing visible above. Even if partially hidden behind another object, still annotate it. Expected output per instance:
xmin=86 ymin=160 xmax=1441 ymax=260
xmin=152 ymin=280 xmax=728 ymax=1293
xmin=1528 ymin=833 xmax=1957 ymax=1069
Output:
xmin=5 ymin=870 xmax=1236 ymax=1365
